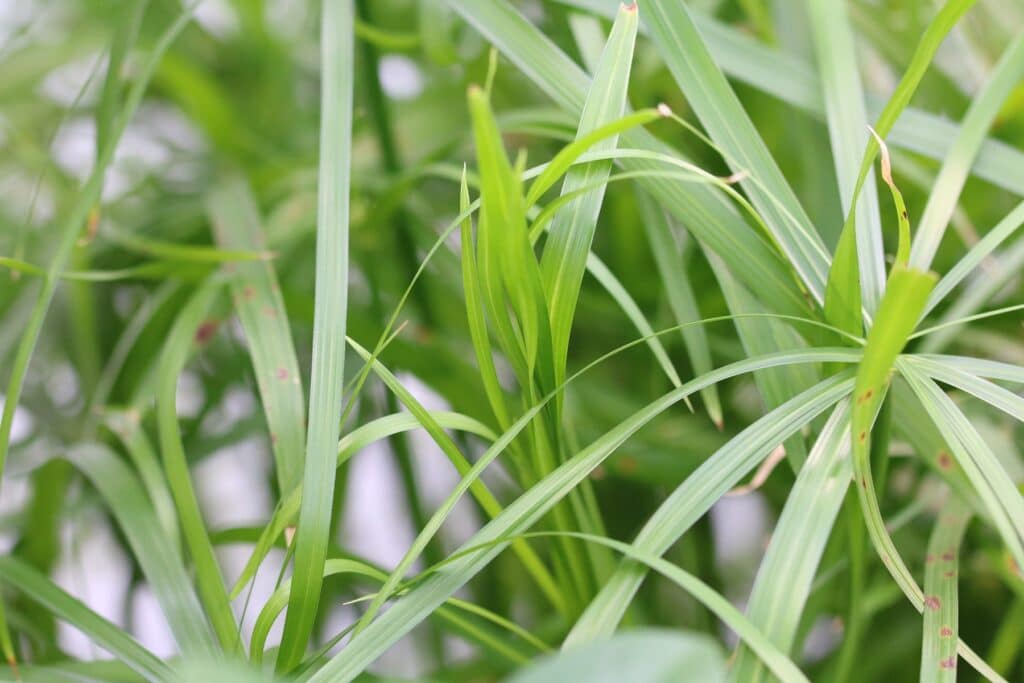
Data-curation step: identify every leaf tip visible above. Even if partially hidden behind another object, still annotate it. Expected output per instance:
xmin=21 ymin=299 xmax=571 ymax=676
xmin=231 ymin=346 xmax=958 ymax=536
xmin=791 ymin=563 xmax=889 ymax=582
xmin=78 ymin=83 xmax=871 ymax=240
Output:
xmin=656 ymin=102 xmax=672 ymax=118
xmin=621 ymin=1 xmax=638 ymax=13
xmin=5 ymin=654 xmax=19 ymax=682
xmin=867 ymin=126 xmax=893 ymax=187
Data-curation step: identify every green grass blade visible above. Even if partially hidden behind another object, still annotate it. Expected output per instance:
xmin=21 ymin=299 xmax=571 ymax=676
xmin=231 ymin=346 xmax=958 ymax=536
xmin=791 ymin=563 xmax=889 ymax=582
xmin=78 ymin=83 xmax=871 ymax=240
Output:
xmin=643 ymin=0 xmax=830 ymax=305
xmin=516 ymin=532 xmax=808 ymax=683
xmin=557 ymin=0 xmax=1024 ymax=199
xmin=909 ymin=356 xmax=1024 ymax=423
xmin=909 ymin=31 xmax=1024 ymax=269
xmin=583 ymin=253 xmax=685 ymax=395
xmin=730 ymin=403 xmax=851 ymax=682
xmin=920 ymin=498 xmax=970 ymax=682
xmin=276 ymin=0 xmax=355 ymax=670
xmin=104 ymin=410 xmax=181 ymax=547
xmin=806 ymin=0 xmax=885 ymax=314
xmin=924 ymin=200 xmax=1024 ymax=317
xmin=346 ymin=337 xmax=565 ymax=617
xmin=229 ymin=410 xmax=498 ymax=602
xmin=539 ymin=2 xmax=639 ymax=386
xmin=820 ymin=0 xmax=978 ymax=334
xmin=920 ymin=237 xmax=1024 ymax=353
xmin=253 ymin=559 xmax=386 ymax=663
xmin=448 ymin=0 xmax=813 ymax=321
xmin=65 ymin=444 xmax=218 ymax=657
xmin=525 ymin=110 xmax=659 ymax=209
xmin=565 ymin=371 xmax=855 ymax=646
xmin=0 ymin=0 xmax=196 ymax=487
xmin=207 ymin=174 xmax=307 ymax=494
xmin=460 ymin=170 xmax=512 ymax=430
xmin=304 ymin=351 xmax=858 ymax=681
xmin=915 ymin=355 xmax=1024 ymax=383
xmin=850 ymin=266 xmax=936 ymax=609
xmin=156 ymin=280 xmax=240 ymax=654
xmin=468 ymin=83 xmax=551 ymax=382
xmin=899 ymin=362 xmax=1024 ymax=572
xmin=92 ymin=281 xmax=180 ymax=412
xmin=705 ymin=250 xmax=815 ymax=468
xmin=638 ymin=194 xmax=721 ymax=427
xmin=0 ymin=557 xmax=170 ymax=683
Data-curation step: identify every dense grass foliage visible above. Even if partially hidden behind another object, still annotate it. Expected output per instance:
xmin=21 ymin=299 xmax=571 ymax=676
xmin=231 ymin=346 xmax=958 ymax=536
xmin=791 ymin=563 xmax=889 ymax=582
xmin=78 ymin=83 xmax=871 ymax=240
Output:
xmin=1 ymin=1 xmax=1022 ymax=681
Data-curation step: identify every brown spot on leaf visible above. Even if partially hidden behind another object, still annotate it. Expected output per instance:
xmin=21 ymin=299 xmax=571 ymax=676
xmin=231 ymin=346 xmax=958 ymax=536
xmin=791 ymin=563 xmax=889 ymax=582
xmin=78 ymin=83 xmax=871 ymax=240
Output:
xmin=941 ymin=551 xmax=954 ymax=562
xmin=195 ymin=320 xmax=219 ymax=345
xmin=924 ymin=595 xmax=941 ymax=610
xmin=940 ymin=627 xmax=953 ymax=638
xmin=944 ymin=570 xmax=955 ymax=578
xmin=263 ymin=305 xmax=277 ymax=317
xmin=937 ymin=451 xmax=952 ymax=469
xmin=617 ymin=456 xmax=637 ymax=475
xmin=858 ymin=431 xmax=867 ymax=443
xmin=939 ymin=656 xmax=956 ymax=670
xmin=243 ymin=285 xmax=256 ymax=300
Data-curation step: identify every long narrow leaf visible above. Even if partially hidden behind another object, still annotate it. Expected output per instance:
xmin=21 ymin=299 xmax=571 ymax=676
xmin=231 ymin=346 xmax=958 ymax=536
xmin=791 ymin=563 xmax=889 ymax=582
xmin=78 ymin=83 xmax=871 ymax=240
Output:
xmin=277 ymin=0 xmax=355 ymax=670
xmin=206 ymin=175 xmax=306 ymax=494
xmin=66 ymin=444 xmax=217 ymax=657
xmin=920 ymin=498 xmax=971 ymax=682
xmin=910 ymin=31 xmax=1024 ymax=269
xmin=730 ymin=403 xmax=852 ymax=682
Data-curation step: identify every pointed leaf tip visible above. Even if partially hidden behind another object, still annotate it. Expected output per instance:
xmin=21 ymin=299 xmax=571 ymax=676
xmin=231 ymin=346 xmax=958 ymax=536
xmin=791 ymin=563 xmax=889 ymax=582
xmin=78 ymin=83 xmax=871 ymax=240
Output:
xmin=867 ymin=126 xmax=893 ymax=187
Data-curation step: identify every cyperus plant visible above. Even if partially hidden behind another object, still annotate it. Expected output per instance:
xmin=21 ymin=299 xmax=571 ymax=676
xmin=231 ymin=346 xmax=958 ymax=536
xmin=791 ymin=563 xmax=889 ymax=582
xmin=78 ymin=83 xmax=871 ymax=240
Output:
xmin=0 ymin=0 xmax=1022 ymax=682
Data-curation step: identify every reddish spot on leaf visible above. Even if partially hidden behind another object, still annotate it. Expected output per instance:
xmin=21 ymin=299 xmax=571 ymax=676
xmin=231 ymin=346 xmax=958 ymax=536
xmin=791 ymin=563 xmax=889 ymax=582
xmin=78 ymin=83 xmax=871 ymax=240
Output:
xmin=939 ymin=657 xmax=956 ymax=670
xmin=926 ymin=554 xmax=935 ymax=564
xmin=925 ymin=596 xmax=941 ymax=610
xmin=944 ymin=570 xmax=955 ymax=578
xmin=263 ymin=305 xmax=277 ymax=317
xmin=276 ymin=367 xmax=289 ymax=381
xmin=937 ymin=451 xmax=952 ymax=469
xmin=940 ymin=627 xmax=953 ymax=638
xmin=195 ymin=320 xmax=219 ymax=345
xmin=941 ymin=551 xmax=954 ymax=562
xmin=243 ymin=285 xmax=256 ymax=300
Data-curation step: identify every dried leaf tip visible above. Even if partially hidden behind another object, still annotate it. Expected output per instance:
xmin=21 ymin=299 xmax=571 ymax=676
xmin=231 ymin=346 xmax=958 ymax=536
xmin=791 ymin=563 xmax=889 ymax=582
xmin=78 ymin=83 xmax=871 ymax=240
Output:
xmin=5 ymin=655 xmax=19 ymax=682
xmin=867 ymin=126 xmax=894 ymax=187
xmin=622 ymin=2 xmax=638 ymax=12
xmin=723 ymin=170 xmax=750 ymax=184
